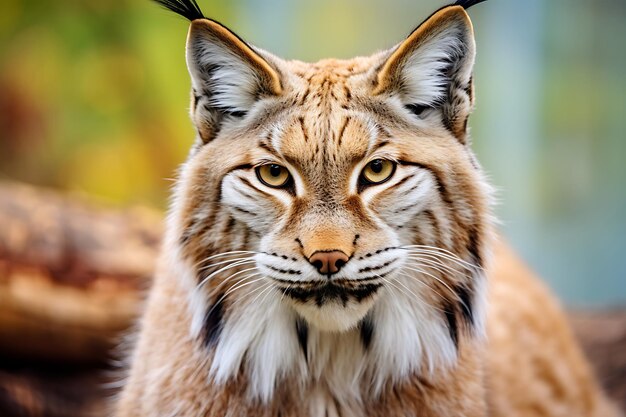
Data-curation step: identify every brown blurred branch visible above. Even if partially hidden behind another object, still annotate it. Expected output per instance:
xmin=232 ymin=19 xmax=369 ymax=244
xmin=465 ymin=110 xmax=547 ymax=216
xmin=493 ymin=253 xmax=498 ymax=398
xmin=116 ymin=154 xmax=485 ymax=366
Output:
xmin=0 ymin=181 xmax=162 ymax=364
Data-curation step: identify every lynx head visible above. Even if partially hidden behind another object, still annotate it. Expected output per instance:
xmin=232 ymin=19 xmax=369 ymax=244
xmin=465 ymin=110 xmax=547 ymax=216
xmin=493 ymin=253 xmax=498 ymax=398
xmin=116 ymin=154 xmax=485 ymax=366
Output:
xmin=158 ymin=0 xmax=492 ymax=400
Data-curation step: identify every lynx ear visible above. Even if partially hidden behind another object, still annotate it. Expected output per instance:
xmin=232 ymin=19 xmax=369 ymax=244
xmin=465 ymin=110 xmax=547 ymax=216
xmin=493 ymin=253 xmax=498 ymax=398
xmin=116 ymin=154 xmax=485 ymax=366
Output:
xmin=373 ymin=6 xmax=476 ymax=142
xmin=186 ymin=19 xmax=283 ymax=141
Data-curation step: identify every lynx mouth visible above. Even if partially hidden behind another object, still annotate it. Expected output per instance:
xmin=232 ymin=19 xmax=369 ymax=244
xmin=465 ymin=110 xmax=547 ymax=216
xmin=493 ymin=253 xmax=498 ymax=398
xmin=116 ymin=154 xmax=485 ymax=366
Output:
xmin=276 ymin=279 xmax=382 ymax=307
xmin=276 ymin=279 xmax=383 ymax=331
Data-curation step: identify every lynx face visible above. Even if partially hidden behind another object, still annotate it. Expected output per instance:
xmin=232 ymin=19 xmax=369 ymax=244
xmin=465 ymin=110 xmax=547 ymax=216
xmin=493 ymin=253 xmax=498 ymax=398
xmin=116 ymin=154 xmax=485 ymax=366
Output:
xmin=167 ymin=1 xmax=492 ymax=400
xmin=227 ymin=110 xmax=405 ymax=332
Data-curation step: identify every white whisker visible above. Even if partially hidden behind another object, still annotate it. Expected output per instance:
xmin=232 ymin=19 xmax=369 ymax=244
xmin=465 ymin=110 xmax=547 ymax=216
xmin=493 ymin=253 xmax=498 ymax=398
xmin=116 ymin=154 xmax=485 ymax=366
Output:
xmin=223 ymin=274 xmax=266 ymax=298
xmin=405 ymin=255 xmax=464 ymax=276
xmin=401 ymin=264 xmax=470 ymax=313
xmin=194 ymin=250 xmax=260 ymax=268
xmin=201 ymin=272 xmax=262 ymax=321
xmin=197 ymin=260 xmax=257 ymax=289
xmin=246 ymin=282 xmax=276 ymax=307
xmin=394 ymin=272 xmax=448 ymax=313
xmin=198 ymin=256 xmax=256 ymax=272
xmin=200 ymin=266 xmax=260 ymax=296
xmin=399 ymin=245 xmax=480 ymax=271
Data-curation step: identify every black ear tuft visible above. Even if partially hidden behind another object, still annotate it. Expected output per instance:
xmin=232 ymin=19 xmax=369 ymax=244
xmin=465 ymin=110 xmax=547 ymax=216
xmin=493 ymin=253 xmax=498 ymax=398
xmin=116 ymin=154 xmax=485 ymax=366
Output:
xmin=454 ymin=0 xmax=488 ymax=9
xmin=152 ymin=0 xmax=205 ymax=21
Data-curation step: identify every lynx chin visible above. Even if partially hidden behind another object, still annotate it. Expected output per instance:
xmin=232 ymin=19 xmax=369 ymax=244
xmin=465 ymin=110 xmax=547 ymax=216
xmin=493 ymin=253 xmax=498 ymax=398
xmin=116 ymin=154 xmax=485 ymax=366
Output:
xmin=113 ymin=1 xmax=622 ymax=416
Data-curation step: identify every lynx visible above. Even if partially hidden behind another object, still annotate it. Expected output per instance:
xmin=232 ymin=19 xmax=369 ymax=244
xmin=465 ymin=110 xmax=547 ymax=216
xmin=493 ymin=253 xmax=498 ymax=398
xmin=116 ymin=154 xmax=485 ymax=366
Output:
xmin=114 ymin=1 xmax=621 ymax=416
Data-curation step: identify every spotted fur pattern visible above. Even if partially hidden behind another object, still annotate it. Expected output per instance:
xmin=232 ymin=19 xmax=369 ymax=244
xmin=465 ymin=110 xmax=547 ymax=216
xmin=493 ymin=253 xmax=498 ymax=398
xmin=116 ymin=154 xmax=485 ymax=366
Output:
xmin=113 ymin=2 xmax=622 ymax=417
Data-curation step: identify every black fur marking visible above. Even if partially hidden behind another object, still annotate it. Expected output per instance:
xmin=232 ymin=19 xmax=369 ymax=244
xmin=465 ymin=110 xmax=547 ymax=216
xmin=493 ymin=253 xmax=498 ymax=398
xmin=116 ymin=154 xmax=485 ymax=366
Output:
xmin=240 ymin=176 xmax=272 ymax=197
xmin=231 ymin=163 xmax=254 ymax=171
xmin=397 ymin=160 xmax=449 ymax=201
xmin=441 ymin=283 xmax=475 ymax=349
xmin=179 ymin=217 xmax=198 ymax=246
xmin=454 ymin=0 xmax=488 ymax=9
xmin=392 ymin=175 xmax=412 ymax=190
xmin=258 ymin=141 xmax=278 ymax=156
xmin=315 ymin=293 xmax=324 ymax=307
xmin=351 ymin=284 xmax=382 ymax=302
xmin=405 ymin=103 xmax=431 ymax=118
xmin=360 ymin=315 xmax=375 ymax=350
xmin=281 ymin=286 xmax=311 ymax=303
xmin=456 ymin=283 xmax=474 ymax=326
xmin=152 ymin=0 xmax=205 ymax=21
xmin=358 ymin=246 xmax=397 ymax=260
xmin=281 ymin=283 xmax=381 ymax=306
xmin=394 ymin=204 xmax=415 ymax=214
xmin=264 ymin=264 xmax=302 ymax=275
xmin=262 ymin=251 xmax=298 ymax=262
xmin=443 ymin=300 xmax=459 ymax=349
xmin=295 ymin=317 xmax=309 ymax=360
xmin=336 ymin=117 xmax=351 ymax=147
xmin=224 ymin=216 xmax=236 ymax=234
xmin=467 ymin=227 xmax=483 ymax=268
xmin=232 ymin=206 xmax=256 ymax=216
xmin=340 ymin=291 xmax=349 ymax=307
xmin=464 ymin=76 xmax=473 ymax=97
xmin=330 ymin=396 xmax=342 ymax=417
xmin=358 ymin=259 xmax=395 ymax=273
xmin=203 ymin=294 xmax=225 ymax=347
xmin=226 ymin=110 xmax=247 ymax=118
xmin=299 ymin=117 xmax=309 ymax=142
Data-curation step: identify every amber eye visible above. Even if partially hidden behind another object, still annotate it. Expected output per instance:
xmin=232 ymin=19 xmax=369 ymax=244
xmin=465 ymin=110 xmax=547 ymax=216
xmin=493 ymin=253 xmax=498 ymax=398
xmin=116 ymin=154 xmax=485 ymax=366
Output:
xmin=361 ymin=159 xmax=396 ymax=185
xmin=256 ymin=164 xmax=291 ymax=188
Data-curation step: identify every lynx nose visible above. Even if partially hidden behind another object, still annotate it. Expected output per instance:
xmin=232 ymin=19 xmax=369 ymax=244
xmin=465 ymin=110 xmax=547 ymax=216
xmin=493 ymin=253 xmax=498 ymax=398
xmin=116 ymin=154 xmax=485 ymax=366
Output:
xmin=308 ymin=251 xmax=349 ymax=275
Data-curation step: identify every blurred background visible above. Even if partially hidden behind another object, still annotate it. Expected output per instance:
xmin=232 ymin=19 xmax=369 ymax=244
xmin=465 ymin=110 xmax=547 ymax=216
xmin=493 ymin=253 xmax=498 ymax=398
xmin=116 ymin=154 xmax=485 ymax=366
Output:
xmin=0 ymin=0 xmax=625 ymax=415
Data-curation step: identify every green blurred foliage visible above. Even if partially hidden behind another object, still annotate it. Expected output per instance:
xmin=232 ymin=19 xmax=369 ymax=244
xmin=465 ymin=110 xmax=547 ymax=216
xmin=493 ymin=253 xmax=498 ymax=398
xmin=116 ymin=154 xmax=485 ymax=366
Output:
xmin=0 ymin=0 xmax=624 ymax=306
xmin=0 ymin=0 xmax=201 ymax=204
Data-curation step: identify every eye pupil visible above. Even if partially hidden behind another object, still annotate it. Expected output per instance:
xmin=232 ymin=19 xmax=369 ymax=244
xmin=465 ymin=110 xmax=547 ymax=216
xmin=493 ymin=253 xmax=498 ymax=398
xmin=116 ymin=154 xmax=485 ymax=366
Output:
xmin=269 ymin=164 xmax=282 ymax=177
xmin=256 ymin=164 xmax=291 ymax=188
xmin=361 ymin=158 xmax=396 ymax=187
xmin=370 ymin=160 xmax=383 ymax=174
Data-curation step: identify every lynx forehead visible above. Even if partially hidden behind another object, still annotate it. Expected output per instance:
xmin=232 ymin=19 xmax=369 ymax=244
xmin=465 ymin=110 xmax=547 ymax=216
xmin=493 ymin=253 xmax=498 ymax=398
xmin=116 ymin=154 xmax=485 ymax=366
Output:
xmin=114 ymin=1 xmax=621 ymax=416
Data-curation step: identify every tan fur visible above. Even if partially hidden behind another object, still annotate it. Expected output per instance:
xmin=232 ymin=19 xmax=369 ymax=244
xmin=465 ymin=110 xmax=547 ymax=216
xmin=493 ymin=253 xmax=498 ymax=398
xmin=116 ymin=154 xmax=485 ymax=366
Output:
xmin=113 ymin=4 xmax=621 ymax=417
xmin=487 ymin=242 xmax=621 ymax=417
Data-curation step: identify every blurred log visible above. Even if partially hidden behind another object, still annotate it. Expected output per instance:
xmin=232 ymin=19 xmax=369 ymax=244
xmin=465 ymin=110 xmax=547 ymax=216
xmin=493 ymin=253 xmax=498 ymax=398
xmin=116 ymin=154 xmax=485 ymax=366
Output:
xmin=0 ymin=181 xmax=162 ymax=364
xmin=0 ymin=367 xmax=107 ymax=417
xmin=570 ymin=310 xmax=626 ymax=410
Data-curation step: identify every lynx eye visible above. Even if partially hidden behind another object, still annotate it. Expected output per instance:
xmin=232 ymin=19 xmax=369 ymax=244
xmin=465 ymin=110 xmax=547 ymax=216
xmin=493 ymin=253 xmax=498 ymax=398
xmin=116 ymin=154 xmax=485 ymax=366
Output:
xmin=361 ymin=159 xmax=396 ymax=185
xmin=256 ymin=164 xmax=291 ymax=188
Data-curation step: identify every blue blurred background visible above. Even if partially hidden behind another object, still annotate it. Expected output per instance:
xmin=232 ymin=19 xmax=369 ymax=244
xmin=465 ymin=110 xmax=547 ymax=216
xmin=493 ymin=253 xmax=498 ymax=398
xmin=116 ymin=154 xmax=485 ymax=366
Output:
xmin=0 ymin=0 xmax=624 ymax=307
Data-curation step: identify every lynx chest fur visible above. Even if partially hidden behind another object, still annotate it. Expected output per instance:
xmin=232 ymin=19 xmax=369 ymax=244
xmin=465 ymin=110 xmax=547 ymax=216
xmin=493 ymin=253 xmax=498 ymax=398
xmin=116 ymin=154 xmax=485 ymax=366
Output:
xmin=114 ymin=1 xmax=622 ymax=416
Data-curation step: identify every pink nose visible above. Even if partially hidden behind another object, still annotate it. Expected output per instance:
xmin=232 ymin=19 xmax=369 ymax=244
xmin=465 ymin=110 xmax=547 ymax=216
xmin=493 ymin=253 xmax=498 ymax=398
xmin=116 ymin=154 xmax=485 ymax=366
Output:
xmin=309 ymin=251 xmax=349 ymax=275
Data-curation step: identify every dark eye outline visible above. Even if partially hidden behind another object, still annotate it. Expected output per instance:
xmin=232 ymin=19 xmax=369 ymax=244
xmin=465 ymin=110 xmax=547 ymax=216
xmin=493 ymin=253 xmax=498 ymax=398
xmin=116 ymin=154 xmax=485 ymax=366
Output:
xmin=255 ymin=164 xmax=293 ymax=189
xmin=359 ymin=159 xmax=397 ymax=189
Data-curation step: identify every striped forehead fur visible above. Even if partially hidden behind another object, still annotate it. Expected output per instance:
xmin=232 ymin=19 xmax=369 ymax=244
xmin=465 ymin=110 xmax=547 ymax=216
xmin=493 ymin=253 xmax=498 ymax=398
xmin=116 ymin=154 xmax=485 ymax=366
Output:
xmin=151 ymin=0 xmax=493 ymax=411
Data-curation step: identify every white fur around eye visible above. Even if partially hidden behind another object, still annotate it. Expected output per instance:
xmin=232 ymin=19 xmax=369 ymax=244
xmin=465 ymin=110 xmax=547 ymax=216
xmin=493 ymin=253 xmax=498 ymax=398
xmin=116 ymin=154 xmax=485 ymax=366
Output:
xmin=359 ymin=165 xmax=410 ymax=206
xmin=221 ymin=173 xmax=284 ymax=232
